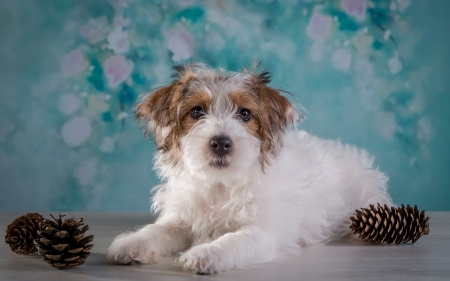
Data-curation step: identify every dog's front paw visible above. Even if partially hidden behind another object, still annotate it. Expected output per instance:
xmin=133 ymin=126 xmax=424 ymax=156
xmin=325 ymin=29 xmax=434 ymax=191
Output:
xmin=180 ymin=245 xmax=228 ymax=275
xmin=107 ymin=232 xmax=160 ymax=265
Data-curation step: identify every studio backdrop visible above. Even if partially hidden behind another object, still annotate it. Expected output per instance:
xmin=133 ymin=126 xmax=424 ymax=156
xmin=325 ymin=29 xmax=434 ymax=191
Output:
xmin=0 ymin=0 xmax=449 ymax=211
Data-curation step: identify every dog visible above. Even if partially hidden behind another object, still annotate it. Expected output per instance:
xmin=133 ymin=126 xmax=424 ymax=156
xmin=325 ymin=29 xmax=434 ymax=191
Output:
xmin=107 ymin=63 xmax=393 ymax=274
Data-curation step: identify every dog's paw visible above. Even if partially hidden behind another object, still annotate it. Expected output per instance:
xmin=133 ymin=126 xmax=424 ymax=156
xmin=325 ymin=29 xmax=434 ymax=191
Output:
xmin=180 ymin=245 xmax=228 ymax=275
xmin=107 ymin=232 xmax=160 ymax=265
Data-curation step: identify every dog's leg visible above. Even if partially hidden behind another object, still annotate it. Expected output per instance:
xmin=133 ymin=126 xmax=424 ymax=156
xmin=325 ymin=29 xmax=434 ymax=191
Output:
xmin=108 ymin=223 xmax=190 ymax=264
xmin=180 ymin=226 xmax=276 ymax=274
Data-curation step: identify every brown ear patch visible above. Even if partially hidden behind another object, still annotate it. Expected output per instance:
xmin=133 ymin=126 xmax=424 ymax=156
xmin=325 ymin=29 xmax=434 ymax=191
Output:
xmin=134 ymin=64 xmax=196 ymax=154
xmin=251 ymin=72 xmax=298 ymax=166
xmin=134 ymin=84 xmax=180 ymax=152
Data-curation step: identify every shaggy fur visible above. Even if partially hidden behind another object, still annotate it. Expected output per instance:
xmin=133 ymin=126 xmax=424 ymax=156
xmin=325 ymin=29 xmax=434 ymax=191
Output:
xmin=107 ymin=63 xmax=393 ymax=274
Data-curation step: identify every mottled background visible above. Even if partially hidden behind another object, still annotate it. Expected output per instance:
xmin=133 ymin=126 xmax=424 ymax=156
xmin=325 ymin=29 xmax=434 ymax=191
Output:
xmin=0 ymin=0 xmax=449 ymax=211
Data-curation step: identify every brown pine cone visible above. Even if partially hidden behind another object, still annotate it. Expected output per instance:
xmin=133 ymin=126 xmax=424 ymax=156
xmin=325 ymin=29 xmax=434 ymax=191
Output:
xmin=5 ymin=213 xmax=44 ymax=255
xmin=350 ymin=203 xmax=430 ymax=244
xmin=35 ymin=214 xmax=94 ymax=269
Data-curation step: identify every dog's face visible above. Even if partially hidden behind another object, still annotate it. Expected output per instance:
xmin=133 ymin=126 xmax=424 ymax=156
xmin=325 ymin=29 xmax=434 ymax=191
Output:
xmin=135 ymin=64 xmax=298 ymax=184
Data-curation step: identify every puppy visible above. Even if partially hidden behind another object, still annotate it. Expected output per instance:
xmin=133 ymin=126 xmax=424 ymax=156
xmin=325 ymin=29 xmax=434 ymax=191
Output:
xmin=107 ymin=63 xmax=392 ymax=274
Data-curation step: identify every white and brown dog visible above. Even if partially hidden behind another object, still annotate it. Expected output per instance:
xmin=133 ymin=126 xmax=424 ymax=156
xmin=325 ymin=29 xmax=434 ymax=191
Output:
xmin=107 ymin=63 xmax=392 ymax=274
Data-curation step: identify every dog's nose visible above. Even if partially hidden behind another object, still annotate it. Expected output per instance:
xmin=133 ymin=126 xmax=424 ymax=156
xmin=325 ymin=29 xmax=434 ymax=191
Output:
xmin=210 ymin=135 xmax=233 ymax=156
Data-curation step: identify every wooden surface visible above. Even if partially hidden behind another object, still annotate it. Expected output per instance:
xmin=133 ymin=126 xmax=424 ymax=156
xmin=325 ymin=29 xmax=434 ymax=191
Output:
xmin=1 ymin=212 xmax=449 ymax=281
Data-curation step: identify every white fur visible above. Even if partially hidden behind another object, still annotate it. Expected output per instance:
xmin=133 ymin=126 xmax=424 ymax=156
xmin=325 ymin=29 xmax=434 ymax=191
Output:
xmin=108 ymin=67 xmax=392 ymax=274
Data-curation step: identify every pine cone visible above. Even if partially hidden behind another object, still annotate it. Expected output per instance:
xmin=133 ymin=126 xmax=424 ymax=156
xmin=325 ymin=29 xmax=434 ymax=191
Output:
xmin=35 ymin=214 xmax=94 ymax=269
xmin=350 ymin=203 xmax=430 ymax=244
xmin=5 ymin=213 xmax=44 ymax=255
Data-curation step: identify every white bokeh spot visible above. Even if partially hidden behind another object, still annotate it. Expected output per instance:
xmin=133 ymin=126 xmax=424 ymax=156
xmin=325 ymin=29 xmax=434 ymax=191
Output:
xmin=74 ymin=158 xmax=98 ymax=186
xmin=332 ymin=48 xmax=352 ymax=71
xmin=310 ymin=42 xmax=325 ymax=62
xmin=100 ymin=136 xmax=116 ymax=153
xmin=107 ymin=27 xmax=130 ymax=54
xmin=374 ymin=112 xmax=396 ymax=142
xmin=388 ymin=56 xmax=403 ymax=74
xmin=417 ymin=117 xmax=432 ymax=142
xmin=58 ymin=93 xmax=81 ymax=116
xmin=168 ymin=28 xmax=195 ymax=62
xmin=61 ymin=116 xmax=91 ymax=147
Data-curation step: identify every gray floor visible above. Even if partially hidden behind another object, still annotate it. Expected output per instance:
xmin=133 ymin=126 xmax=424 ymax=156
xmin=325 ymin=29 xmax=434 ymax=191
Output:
xmin=1 ymin=212 xmax=449 ymax=281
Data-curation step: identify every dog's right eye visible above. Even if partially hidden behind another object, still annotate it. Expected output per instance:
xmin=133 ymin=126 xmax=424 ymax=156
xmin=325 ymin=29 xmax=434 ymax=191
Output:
xmin=190 ymin=106 xmax=204 ymax=119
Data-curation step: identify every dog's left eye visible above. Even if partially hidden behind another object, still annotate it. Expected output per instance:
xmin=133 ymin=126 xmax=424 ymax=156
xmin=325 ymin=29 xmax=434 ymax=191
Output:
xmin=238 ymin=108 xmax=251 ymax=122
xmin=190 ymin=106 xmax=205 ymax=119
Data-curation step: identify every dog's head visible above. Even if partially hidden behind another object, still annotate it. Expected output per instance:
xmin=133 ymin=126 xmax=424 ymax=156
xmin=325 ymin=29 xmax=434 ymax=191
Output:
xmin=135 ymin=63 xmax=299 ymax=184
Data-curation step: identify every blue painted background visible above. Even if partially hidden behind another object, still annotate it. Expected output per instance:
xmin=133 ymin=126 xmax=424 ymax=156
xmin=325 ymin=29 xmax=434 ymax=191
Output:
xmin=0 ymin=0 xmax=449 ymax=211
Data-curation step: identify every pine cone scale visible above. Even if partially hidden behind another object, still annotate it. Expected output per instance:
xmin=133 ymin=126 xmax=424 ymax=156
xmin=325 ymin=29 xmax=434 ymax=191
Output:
xmin=55 ymin=231 xmax=69 ymax=239
xmin=40 ymin=237 xmax=52 ymax=246
xmin=83 ymin=244 xmax=94 ymax=252
xmin=44 ymin=226 xmax=58 ymax=234
xmin=46 ymin=254 xmax=62 ymax=261
xmin=68 ymin=247 xmax=83 ymax=254
xmin=78 ymin=235 xmax=94 ymax=245
xmin=64 ymin=256 xmax=80 ymax=262
xmin=52 ymin=244 xmax=69 ymax=251
xmin=38 ymin=230 xmax=55 ymax=240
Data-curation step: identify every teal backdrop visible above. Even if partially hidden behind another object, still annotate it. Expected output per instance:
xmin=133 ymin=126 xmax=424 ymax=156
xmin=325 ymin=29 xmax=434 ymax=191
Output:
xmin=0 ymin=0 xmax=449 ymax=211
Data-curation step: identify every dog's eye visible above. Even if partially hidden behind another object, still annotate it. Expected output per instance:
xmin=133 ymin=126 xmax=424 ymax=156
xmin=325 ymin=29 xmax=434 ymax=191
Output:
xmin=190 ymin=106 xmax=205 ymax=119
xmin=238 ymin=108 xmax=251 ymax=122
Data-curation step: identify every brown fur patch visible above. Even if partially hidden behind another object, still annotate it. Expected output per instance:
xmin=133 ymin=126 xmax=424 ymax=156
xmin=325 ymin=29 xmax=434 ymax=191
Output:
xmin=134 ymin=83 xmax=180 ymax=153
xmin=250 ymin=75 xmax=297 ymax=167
xmin=229 ymin=77 xmax=297 ymax=168
xmin=228 ymin=90 xmax=261 ymax=139
xmin=178 ymin=89 xmax=212 ymax=137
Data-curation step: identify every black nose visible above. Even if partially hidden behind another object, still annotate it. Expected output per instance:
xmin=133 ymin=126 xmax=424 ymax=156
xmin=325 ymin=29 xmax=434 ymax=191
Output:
xmin=210 ymin=135 xmax=233 ymax=156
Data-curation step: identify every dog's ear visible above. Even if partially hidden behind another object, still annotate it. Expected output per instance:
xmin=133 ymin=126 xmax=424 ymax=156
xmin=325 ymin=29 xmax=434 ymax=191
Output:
xmin=251 ymin=70 xmax=299 ymax=164
xmin=134 ymin=65 xmax=194 ymax=151
xmin=253 ymin=71 xmax=298 ymax=124
xmin=135 ymin=64 xmax=206 ymax=156
xmin=134 ymin=84 xmax=179 ymax=151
